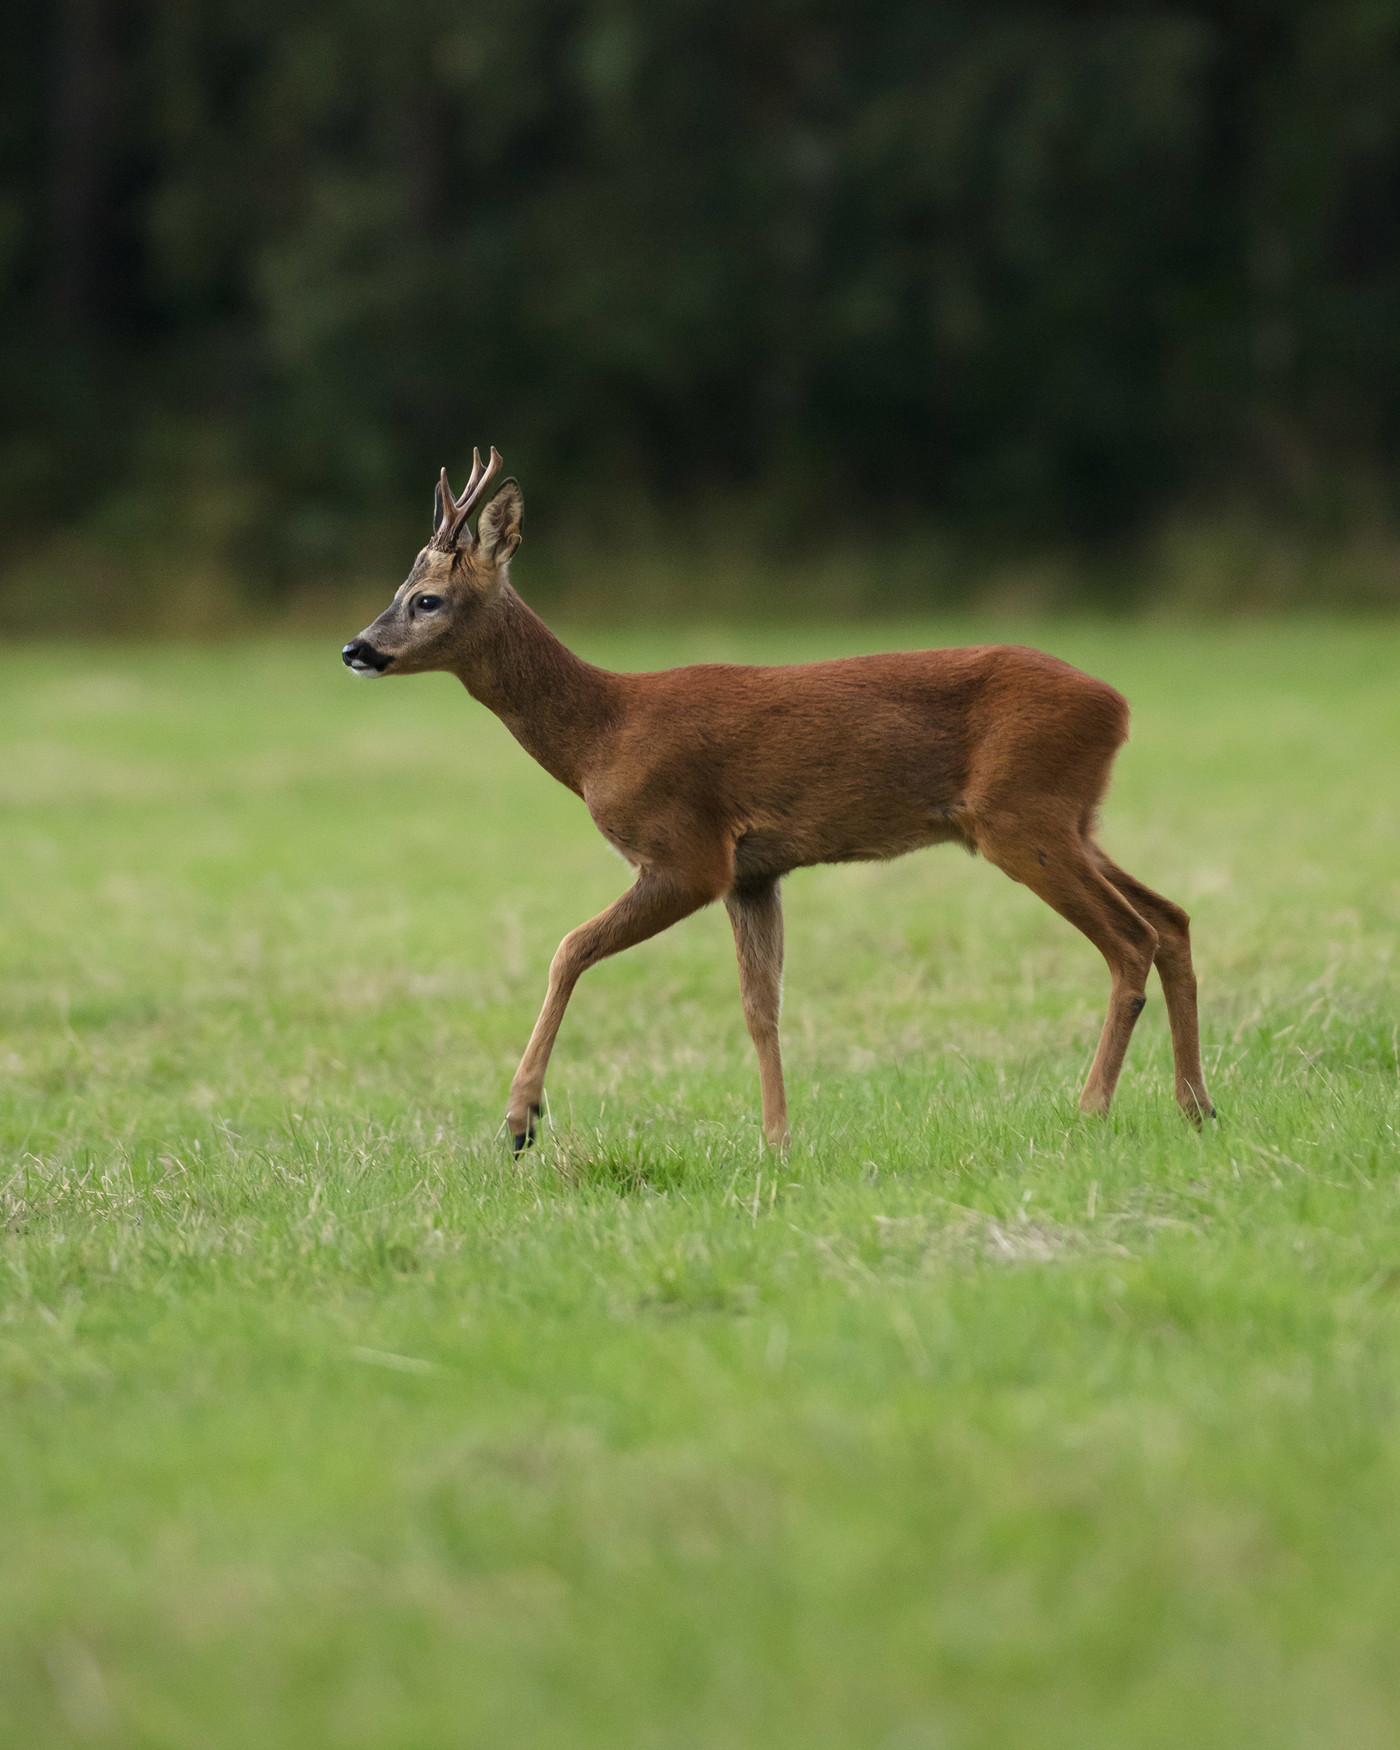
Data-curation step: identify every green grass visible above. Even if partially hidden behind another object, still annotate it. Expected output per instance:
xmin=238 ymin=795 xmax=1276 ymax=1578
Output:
xmin=1 ymin=619 xmax=1398 ymax=1749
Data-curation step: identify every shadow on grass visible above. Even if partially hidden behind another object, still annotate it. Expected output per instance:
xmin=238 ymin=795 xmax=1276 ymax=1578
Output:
xmin=540 ymin=1125 xmax=715 ymax=1196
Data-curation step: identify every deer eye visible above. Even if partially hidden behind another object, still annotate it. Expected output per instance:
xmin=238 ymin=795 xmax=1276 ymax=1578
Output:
xmin=415 ymin=594 xmax=443 ymax=613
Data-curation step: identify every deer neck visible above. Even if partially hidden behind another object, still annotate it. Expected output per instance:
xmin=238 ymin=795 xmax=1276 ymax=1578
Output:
xmin=450 ymin=586 xmax=618 ymax=793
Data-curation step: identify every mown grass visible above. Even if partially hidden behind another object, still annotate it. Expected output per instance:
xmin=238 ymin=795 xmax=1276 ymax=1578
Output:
xmin=1 ymin=619 xmax=1398 ymax=1749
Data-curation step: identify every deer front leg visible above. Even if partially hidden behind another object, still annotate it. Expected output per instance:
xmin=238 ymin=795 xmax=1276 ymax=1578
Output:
xmin=726 ymin=879 xmax=790 ymax=1150
xmin=506 ymin=868 xmax=722 ymax=1152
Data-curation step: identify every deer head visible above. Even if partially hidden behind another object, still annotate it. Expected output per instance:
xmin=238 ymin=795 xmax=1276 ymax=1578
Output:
xmin=341 ymin=446 xmax=524 ymax=677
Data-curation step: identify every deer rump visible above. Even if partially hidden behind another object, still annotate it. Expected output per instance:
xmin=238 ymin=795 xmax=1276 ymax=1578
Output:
xmin=582 ymin=644 xmax=1130 ymax=885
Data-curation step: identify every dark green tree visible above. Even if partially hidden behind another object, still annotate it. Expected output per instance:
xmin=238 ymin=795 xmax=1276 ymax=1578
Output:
xmin=5 ymin=1 xmax=1400 ymax=594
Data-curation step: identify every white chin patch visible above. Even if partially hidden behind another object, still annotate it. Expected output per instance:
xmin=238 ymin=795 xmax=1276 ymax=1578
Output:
xmin=347 ymin=661 xmax=387 ymax=677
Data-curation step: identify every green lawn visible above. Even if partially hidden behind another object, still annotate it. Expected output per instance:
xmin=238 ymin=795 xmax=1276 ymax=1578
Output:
xmin=1 ymin=620 xmax=1398 ymax=1749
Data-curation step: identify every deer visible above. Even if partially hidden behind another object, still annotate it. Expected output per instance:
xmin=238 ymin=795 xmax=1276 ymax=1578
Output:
xmin=342 ymin=446 xmax=1213 ymax=1154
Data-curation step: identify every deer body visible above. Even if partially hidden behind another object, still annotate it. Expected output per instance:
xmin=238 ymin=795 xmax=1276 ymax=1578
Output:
xmin=344 ymin=450 xmax=1212 ymax=1152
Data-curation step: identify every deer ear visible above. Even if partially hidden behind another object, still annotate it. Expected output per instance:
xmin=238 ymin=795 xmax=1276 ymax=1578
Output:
xmin=476 ymin=479 xmax=523 ymax=564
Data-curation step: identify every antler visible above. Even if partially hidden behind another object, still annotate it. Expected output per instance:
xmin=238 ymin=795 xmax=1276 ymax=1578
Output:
xmin=434 ymin=446 xmax=503 ymax=548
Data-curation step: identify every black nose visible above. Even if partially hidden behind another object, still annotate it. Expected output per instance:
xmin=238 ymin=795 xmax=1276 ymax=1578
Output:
xmin=341 ymin=640 xmax=392 ymax=672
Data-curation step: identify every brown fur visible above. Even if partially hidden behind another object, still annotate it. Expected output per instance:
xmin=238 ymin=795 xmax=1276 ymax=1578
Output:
xmin=344 ymin=462 xmax=1213 ymax=1151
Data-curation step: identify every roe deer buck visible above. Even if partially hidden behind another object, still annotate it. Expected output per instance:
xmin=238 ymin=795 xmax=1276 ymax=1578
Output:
xmin=342 ymin=447 xmax=1213 ymax=1152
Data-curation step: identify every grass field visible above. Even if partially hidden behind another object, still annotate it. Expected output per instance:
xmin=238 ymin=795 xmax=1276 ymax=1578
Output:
xmin=1 ymin=619 xmax=1398 ymax=1749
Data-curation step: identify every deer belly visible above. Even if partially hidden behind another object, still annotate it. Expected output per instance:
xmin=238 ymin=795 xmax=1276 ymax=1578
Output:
xmin=824 ymin=809 xmax=967 ymax=863
xmin=737 ymin=794 xmax=967 ymax=876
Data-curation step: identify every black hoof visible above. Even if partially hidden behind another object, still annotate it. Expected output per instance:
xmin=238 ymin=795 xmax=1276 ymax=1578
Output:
xmin=510 ymin=1104 xmax=541 ymax=1156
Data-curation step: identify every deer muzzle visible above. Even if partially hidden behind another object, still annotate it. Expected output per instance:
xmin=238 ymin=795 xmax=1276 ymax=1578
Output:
xmin=341 ymin=640 xmax=394 ymax=676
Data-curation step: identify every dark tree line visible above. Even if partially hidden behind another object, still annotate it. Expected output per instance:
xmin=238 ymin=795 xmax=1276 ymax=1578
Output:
xmin=5 ymin=1 xmax=1400 ymax=593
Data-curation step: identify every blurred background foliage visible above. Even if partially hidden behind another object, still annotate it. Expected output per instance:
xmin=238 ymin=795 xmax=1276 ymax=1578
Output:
xmin=5 ymin=0 xmax=1400 ymax=625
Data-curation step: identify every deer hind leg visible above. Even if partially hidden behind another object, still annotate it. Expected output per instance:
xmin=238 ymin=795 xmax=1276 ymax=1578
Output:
xmin=726 ymin=879 xmax=789 ymax=1151
xmin=979 ymin=823 xmax=1159 ymax=1115
xmin=1087 ymin=849 xmax=1214 ymax=1121
xmin=506 ymin=867 xmax=723 ymax=1152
